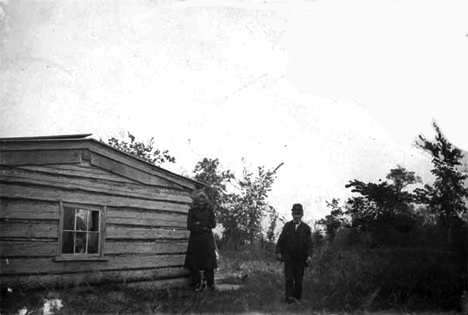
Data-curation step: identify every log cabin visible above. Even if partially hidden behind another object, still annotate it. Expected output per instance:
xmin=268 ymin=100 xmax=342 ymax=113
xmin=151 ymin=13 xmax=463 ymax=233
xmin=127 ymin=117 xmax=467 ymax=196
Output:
xmin=0 ymin=134 xmax=204 ymax=290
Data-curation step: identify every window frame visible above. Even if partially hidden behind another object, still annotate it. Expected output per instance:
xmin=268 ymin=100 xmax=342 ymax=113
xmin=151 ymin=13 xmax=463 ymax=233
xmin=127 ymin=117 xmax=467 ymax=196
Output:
xmin=55 ymin=201 xmax=107 ymax=262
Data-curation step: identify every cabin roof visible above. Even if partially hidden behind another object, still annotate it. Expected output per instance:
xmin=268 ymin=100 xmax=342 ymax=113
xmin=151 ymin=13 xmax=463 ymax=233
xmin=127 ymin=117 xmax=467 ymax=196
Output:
xmin=0 ymin=133 xmax=93 ymax=141
xmin=0 ymin=134 xmax=205 ymax=191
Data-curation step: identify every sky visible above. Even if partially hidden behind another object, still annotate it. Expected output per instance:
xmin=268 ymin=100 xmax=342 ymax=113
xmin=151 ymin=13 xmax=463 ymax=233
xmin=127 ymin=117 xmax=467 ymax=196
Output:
xmin=1 ymin=0 xmax=467 ymax=222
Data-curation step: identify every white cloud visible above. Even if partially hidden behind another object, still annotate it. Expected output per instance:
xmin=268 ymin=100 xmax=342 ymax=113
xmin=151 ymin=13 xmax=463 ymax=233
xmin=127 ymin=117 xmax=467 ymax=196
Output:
xmin=1 ymin=0 xmax=463 ymax=220
xmin=284 ymin=0 xmax=468 ymax=150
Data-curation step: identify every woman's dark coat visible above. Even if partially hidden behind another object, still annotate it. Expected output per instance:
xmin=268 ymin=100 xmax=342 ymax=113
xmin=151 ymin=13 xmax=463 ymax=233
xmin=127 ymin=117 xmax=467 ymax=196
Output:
xmin=183 ymin=203 xmax=217 ymax=271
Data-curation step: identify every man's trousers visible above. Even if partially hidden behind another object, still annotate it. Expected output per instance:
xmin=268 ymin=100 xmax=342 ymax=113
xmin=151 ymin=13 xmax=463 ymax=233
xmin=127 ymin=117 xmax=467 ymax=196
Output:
xmin=284 ymin=257 xmax=305 ymax=302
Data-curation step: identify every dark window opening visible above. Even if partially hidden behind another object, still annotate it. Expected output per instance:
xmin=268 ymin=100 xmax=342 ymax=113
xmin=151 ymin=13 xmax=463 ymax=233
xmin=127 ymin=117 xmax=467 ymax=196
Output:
xmin=60 ymin=205 xmax=103 ymax=257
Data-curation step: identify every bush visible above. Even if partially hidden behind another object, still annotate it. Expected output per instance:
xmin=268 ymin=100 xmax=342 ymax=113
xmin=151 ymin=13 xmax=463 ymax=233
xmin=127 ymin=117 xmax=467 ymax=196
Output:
xmin=2 ymin=245 xmax=465 ymax=314
xmin=308 ymin=247 xmax=465 ymax=312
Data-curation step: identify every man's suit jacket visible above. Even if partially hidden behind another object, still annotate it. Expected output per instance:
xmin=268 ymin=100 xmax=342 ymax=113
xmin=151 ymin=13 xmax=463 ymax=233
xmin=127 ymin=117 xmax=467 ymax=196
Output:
xmin=275 ymin=221 xmax=313 ymax=262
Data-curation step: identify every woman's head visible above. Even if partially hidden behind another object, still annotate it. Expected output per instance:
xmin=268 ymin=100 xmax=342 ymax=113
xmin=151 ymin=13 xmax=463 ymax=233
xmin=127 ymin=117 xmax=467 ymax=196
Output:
xmin=194 ymin=191 xmax=210 ymax=208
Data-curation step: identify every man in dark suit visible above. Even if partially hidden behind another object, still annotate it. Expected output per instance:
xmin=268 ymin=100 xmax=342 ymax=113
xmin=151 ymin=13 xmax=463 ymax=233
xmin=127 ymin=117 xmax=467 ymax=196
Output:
xmin=275 ymin=203 xmax=313 ymax=304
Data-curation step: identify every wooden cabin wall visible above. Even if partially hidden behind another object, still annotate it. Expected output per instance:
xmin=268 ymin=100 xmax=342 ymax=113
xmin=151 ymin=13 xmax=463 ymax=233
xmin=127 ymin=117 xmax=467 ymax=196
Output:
xmin=0 ymin=160 xmax=192 ymax=290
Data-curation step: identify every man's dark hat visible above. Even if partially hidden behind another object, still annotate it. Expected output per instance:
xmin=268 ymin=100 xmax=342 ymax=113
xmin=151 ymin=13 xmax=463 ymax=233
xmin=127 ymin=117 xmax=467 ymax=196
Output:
xmin=291 ymin=203 xmax=303 ymax=213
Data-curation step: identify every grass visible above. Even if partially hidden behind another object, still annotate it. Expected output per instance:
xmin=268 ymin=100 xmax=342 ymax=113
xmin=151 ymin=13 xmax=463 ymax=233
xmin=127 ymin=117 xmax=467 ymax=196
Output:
xmin=1 ymin=247 xmax=465 ymax=314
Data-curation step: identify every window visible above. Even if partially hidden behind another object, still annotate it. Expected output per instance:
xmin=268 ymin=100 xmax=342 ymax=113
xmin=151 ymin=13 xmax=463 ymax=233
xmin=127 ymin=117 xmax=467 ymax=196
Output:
xmin=56 ymin=202 xmax=106 ymax=261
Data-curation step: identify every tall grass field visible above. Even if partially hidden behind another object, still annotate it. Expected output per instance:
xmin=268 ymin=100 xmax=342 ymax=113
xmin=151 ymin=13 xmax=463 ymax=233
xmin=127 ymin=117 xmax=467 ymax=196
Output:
xmin=1 ymin=246 xmax=466 ymax=314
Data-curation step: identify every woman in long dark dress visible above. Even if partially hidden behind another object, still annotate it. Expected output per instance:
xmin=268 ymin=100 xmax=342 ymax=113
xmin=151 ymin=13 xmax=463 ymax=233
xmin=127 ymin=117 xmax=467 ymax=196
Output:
xmin=184 ymin=192 xmax=217 ymax=290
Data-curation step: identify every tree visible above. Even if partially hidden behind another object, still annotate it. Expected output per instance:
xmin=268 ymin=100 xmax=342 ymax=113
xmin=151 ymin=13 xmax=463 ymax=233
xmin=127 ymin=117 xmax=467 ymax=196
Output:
xmin=415 ymin=122 xmax=468 ymax=291
xmin=415 ymin=122 xmax=468 ymax=224
xmin=104 ymin=132 xmax=175 ymax=165
xmin=220 ymin=193 xmax=250 ymax=249
xmin=218 ymin=164 xmax=282 ymax=248
xmin=237 ymin=164 xmax=283 ymax=245
xmin=386 ymin=165 xmax=422 ymax=193
xmin=344 ymin=166 xmax=421 ymax=232
xmin=265 ymin=205 xmax=284 ymax=246
xmin=317 ymin=198 xmax=348 ymax=240
xmin=193 ymin=159 xmax=283 ymax=249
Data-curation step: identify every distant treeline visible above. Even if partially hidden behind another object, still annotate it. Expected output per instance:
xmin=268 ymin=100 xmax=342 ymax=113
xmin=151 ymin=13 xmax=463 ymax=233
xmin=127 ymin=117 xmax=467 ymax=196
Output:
xmin=312 ymin=121 xmax=468 ymax=311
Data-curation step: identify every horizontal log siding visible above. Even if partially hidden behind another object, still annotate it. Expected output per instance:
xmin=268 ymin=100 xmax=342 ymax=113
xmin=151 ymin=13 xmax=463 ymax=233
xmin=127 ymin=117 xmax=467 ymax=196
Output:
xmin=0 ymin=241 xmax=188 ymax=257
xmin=0 ymin=221 xmax=57 ymax=239
xmin=106 ymin=207 xmax=187 ymax=228
xmin=18 ymin=164 xmax=139 ymax=184
xmin=0 ymin=142 xmax=199 ymax=290
xmin=0 ymin=199 xmax=189 ymax=240
xmin=106 ymin=226 xmax=189 ymax=240
xmin=0 ymin=198 xmax=59 ymax=220
xmin=0 ymin=165 xmax=192 ymax=204
xmin=0 ymin=184 xmax=190 ymax=213
xmin=87 ymin=146 xmax=196 ymax=190
xmin=1 ymin=224 xmax=188 ymax=245
xmin=0 ymin=159 xmax=192 ymax=289
xmin=1 ymin=254 xmax=186 ymax=275
xmin=90 ymin=153 xmax=184 ymax=189
xmin=0 ymin=149 xmax=82 ymax=166
xmin=105 ymin=241 xmax=188 ymax=255
xmin=0 ymin=267 xmax=190 ymax=290
xmin=0 ymin=240 xmax=57 ymax=257
xmin=0 ymin=140 xmax=199 ymax=191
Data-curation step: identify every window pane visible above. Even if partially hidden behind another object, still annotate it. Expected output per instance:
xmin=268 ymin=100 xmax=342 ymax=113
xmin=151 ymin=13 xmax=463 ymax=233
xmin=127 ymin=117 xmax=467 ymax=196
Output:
xmin=61 ymin=205 xmax=103 ymax=256
xmin=63 ymin=207 xmax=75 ymax=230
xmin=76 ymin=209 xmax=88 ymax=231
xmin=88 ymin=232 xmax=99 ymax=254
xmin=90 ymin=211 xmax=100 ymax=232
xmin=75 ymin=232 xmax=87 ymax=254
xmin=62 ymin=232 xmax=74 ymax=254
